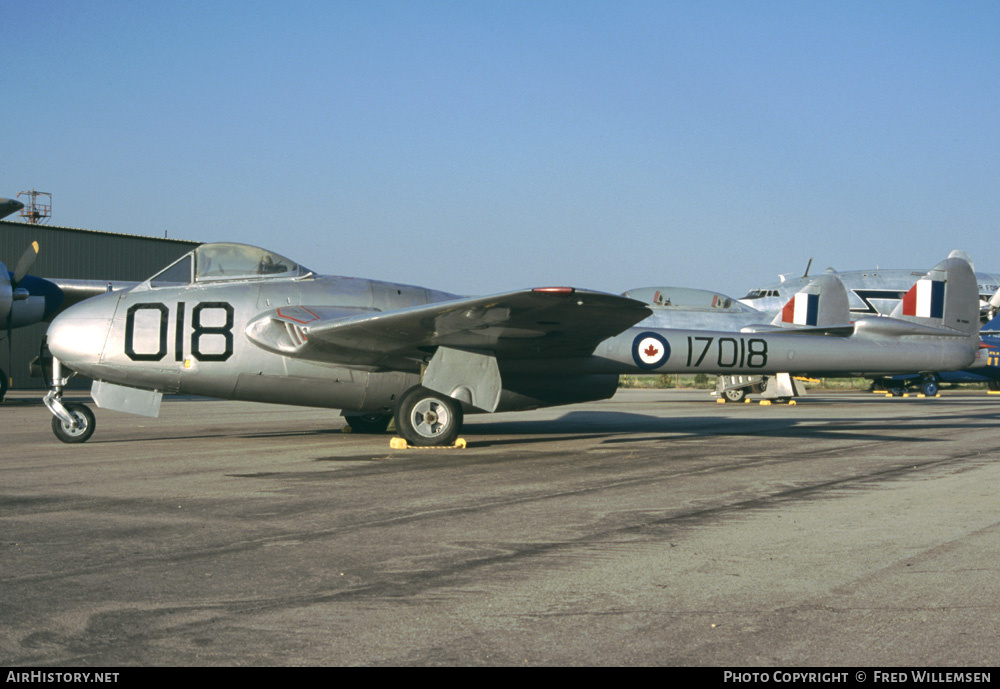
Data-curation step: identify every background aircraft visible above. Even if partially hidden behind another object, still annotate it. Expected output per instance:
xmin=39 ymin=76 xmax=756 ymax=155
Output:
xmin=39 ymin=242 xmax=981 ymax=446
xmin=1 ymin=240 xmax=131 ymax=401
xmin=740 ymin=257 xmax=1000 ymax=320
xmin=727 ymin=255 xmax=1000 ymax=399
xmin=1 ymin=242 xmax=48 ymax=400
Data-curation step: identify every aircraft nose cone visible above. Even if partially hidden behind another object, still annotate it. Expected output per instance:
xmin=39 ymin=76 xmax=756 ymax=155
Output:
xmin=47 ymin=292 xmax=118 ymax=372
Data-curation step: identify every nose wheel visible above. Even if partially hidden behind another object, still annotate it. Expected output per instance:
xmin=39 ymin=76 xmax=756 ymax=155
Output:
xmin=43 ymin=355 xmax=96 ymax=443
xmin=51 ymin=401 xmax=96 ymax=444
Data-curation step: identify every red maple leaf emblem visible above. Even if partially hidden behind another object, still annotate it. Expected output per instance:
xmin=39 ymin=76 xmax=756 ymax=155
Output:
xmin=644 ymin=343 xmax=659 ymax=358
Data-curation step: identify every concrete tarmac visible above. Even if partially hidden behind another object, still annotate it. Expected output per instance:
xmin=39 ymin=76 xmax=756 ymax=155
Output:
xmin=1 ymin=389 xmax=998 ymax=666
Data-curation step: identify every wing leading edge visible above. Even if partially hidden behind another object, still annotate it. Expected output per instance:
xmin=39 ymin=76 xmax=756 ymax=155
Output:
xmin=245 ymin=288 xmax=653 ymax=370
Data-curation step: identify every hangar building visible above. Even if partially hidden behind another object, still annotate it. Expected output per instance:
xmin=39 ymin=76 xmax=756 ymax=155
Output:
xmin=1 ymin=220 xmax=200 ymax=392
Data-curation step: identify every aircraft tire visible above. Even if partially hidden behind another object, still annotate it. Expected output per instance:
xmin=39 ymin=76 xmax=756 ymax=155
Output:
xmin=344 ymin=413 xmax=392 ymax=434
xmin=0 ymin=369 xmax=7 ymax=402
xmin=888 ymin=386 xmax=906 ymax=397
xmin=722 ymin=388 xmax=746 ymax=403
xmin=921 ymin=380 xmax=938 ymax=397
xmin=394 ymin=385 xmax=463 ymax=447
xmin=51 ymin=402 xmax=96 ymax=444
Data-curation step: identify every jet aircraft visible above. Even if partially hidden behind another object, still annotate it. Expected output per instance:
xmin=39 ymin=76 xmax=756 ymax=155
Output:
xmin=40 ymin=242 xmax=981 ymax=446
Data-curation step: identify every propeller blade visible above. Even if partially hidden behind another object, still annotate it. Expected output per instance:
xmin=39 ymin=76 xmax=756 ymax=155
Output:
xmin=12 ymin=241 xmax=39 ymax=285
xmin=7 ymin=313 xmax=12 ymax=387
xmin=0 ymin=261 xmax=11 ymax=323
xmin=5 ymin=287 xmax=11 ymax=390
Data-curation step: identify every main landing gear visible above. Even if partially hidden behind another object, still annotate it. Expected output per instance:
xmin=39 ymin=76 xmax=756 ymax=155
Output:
xmin=883 ymin=376 xmax=939 ymax=397
xmin=343 ymin=412 xmax=392 ymax=434
xmin=721 ymin=387 xmax=747 ymax=403
xmin=393 ymin=385 xmax=464 ymax=447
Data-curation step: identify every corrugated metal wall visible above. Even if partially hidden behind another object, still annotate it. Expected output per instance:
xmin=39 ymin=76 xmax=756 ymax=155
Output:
xmin=1 ymin=220 xmax=200 ymax=390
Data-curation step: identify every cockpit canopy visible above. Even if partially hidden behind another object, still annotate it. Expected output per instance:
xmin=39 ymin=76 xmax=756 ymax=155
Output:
xmin=147 ymin=243 xmax=311 ymax=287
xmin=622 ymin=286 xmax=753 ymax=313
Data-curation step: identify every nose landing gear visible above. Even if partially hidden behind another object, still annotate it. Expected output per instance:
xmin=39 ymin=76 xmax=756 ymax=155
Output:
xmin=42 ymin=355 xmax=97 ymax=443
xmin=50 ymin=402 xmax=95 ymax=443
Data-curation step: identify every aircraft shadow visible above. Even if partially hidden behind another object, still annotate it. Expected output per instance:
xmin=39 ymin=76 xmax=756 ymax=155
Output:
xmin=69 ymin=405 xmax=1000 ymax=448
xmin=463 ymin=409 xmax=1000 ymax=448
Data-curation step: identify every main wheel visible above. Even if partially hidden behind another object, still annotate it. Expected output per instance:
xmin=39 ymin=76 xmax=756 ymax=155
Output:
xmin=722 ymin=387 xmax=746 ymax=403
xmin=344 ymin=413 xmax=392 ymax=434
xmin=394 ymin=386 xmax=464 ymax=447
xmin=0 ymin=368 xmax=7 ymax=403
xmin=921 ymin=380 xmax=938 ymax=397
xmin=51 ymin=402 xmax=96 ymax=444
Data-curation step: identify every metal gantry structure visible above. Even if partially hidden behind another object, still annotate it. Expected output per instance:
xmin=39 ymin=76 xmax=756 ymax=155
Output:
xmin=17 ymin=189 xmax=52 ymax=224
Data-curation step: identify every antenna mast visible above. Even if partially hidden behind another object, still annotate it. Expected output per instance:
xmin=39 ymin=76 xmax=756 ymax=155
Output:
xmin=17 ymin=189 xmax=52 ymax=224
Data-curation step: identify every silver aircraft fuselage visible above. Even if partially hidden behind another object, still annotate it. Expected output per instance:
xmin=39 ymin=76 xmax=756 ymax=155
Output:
xmin=48 ymin=271 xmax=455 ymax=413
xmin=47 ymin=244 xmax=980 ymax=423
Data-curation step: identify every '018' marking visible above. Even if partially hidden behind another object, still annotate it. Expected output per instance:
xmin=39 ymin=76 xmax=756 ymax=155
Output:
xmin=125 ymin=302 xmax=234 ymax=362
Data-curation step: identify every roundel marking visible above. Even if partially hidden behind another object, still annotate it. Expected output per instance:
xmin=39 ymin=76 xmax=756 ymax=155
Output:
xmin=632 ymin=331 xmax=670 ymax=370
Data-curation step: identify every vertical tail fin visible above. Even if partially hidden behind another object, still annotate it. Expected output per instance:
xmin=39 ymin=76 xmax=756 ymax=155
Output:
xmin=770 ymin=273 xmax=850 ymax=328
xmin=890 ymin=255 xmax=979 ymax=336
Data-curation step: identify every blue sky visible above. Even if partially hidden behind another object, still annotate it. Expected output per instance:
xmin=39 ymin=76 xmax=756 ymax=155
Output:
xmin=4 ymin=1 xmax=999 ymax=296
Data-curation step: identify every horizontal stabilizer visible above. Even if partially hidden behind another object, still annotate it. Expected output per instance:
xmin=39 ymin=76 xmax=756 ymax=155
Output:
xmin=852 ymin=315 xmax=975 ymax=339
xmin=744 ymin=323 xmax=856 ymax=337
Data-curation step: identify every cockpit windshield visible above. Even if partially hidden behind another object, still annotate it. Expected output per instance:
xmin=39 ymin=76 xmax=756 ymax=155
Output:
xmin=621 ymin=286 xmax=751 ymax=312
xmin=193 ymin=243 xmax=307 ymax=281
xmin=146 ymin=243 xmax=310 ymax=287
xmin=742 ymin=288 xmax=782 ymax=300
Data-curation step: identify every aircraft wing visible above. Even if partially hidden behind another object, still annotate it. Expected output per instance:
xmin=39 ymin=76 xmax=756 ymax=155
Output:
xmin=47 ymin=279 xmax=139 ymax=312
xmin=245 ymin=288 xmax=653 ymax=369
